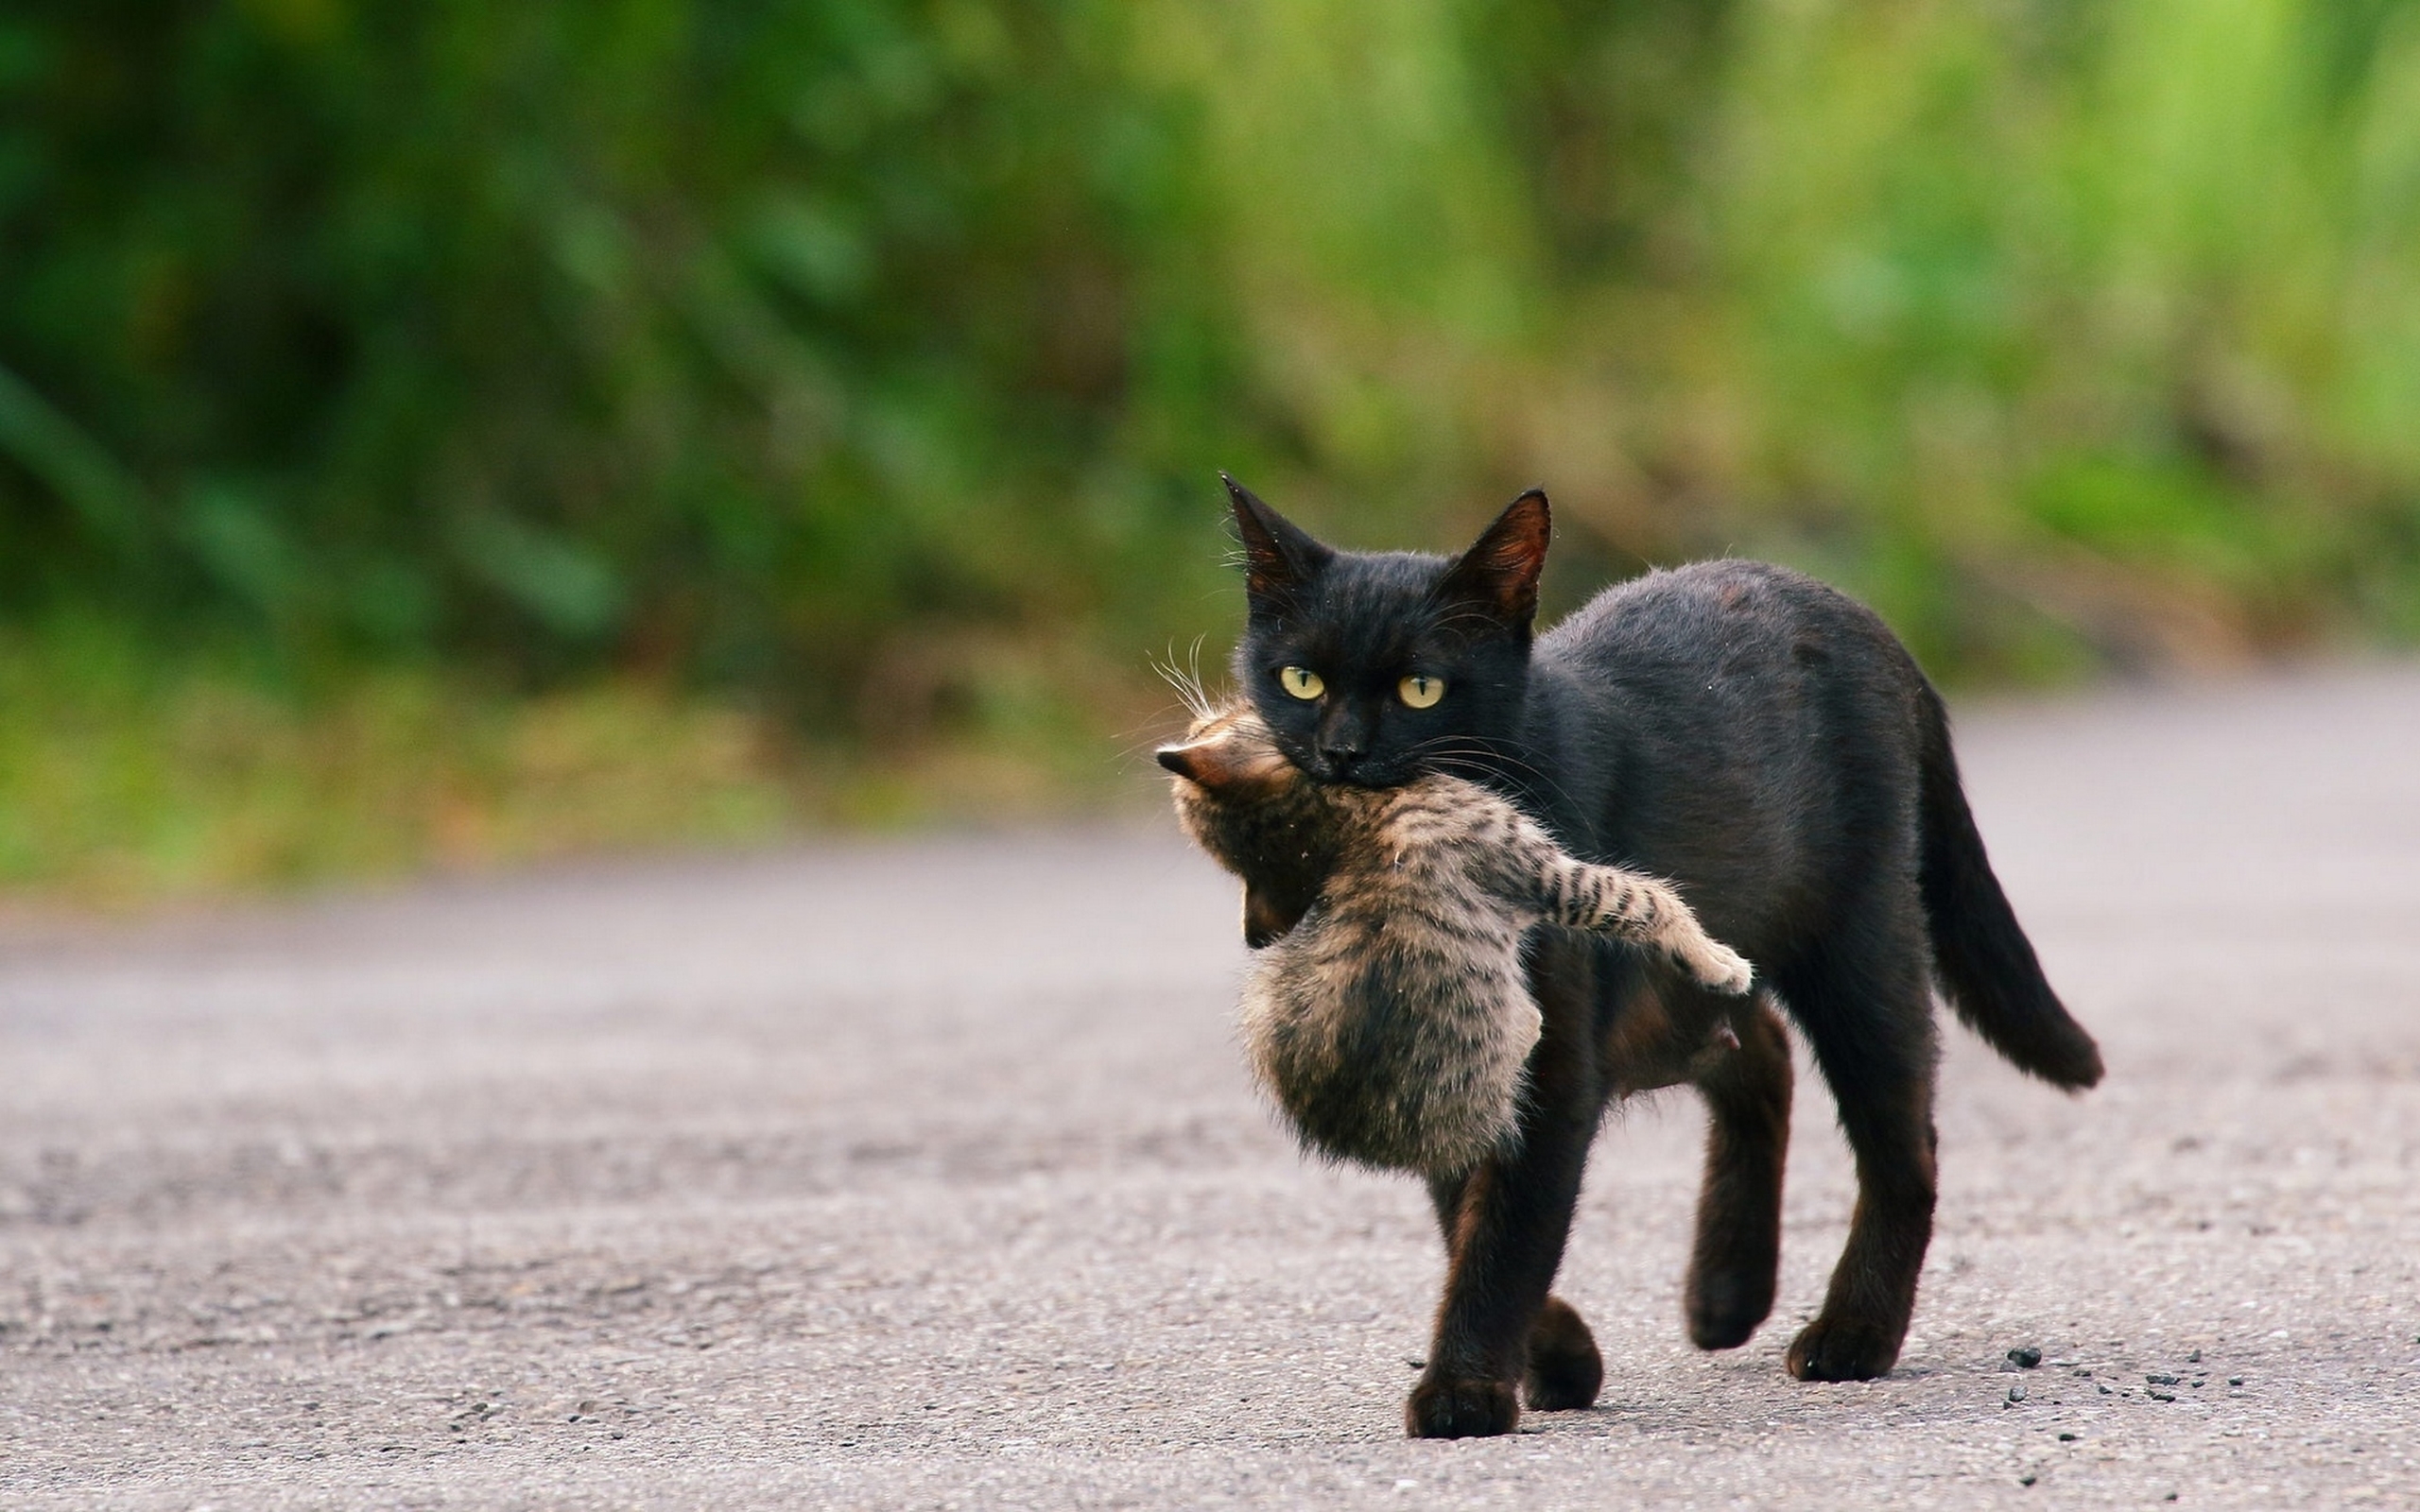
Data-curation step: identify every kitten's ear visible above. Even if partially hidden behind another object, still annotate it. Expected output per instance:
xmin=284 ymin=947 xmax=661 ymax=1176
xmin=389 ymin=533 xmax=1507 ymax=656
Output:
xmin=1223 ymin=472 xmax=1333 ymax=605
xmin=1437 ymin=488 xmax=1550 ymax=630
xmin=1156 ymin=737 xmax=1236 ymax=789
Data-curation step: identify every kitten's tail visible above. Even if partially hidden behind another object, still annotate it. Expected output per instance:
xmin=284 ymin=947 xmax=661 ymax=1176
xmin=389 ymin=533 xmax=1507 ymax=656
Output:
xmin=1916 ymin=683 xmax=2105 ymax=1090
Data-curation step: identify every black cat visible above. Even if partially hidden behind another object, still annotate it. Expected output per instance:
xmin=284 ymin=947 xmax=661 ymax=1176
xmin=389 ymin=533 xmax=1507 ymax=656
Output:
xmin=1219 ymin=473 xmax=2102 ymax=1438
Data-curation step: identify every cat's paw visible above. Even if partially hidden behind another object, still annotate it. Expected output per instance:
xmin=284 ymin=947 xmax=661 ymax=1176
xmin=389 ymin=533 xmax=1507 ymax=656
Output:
xmin=1785 ymin=1315 xmax=1904 ymax=1382
xmin=1685 ymin=1263 xmax=1775 ymax=1351
xmin=1406 ymin=1371 xmax=1520 ymax=1438
xmin=1523 ymin=1296 xmax=1604 ymax=1411
xmin=1680 ymin=939 xmax=1756 ymax=996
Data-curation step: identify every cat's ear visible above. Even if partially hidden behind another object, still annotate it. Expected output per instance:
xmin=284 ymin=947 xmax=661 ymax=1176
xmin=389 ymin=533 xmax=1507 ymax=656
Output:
xmin=1437 ymin=488 xmax=1550 ymax=630
xmin=1223 ymin=472 xmax=1333 ymax=605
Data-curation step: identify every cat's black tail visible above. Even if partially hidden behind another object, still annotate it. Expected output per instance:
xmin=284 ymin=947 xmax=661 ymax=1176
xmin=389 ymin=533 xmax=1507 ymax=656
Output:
xmin=1914 ymin=683 xmax=2104 ymax=1090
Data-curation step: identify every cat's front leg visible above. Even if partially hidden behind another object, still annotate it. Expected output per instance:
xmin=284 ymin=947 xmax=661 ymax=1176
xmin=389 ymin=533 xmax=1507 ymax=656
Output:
xmin=1414 ymin=1154 xmax=1588 ymax=1438
xmin=1408 ymin=937 xmax=1602 ymax=1438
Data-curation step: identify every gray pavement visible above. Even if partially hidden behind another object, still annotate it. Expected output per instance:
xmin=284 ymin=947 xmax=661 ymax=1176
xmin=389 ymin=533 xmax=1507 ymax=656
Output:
xmin=4 ymin=665 xmax=2418 ymax=1509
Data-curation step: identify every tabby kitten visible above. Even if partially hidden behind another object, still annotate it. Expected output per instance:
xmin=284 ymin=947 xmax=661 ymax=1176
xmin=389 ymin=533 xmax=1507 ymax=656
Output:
xmin=1158 ymin=700 xmax=1753 ymax=1177
xmin=1217 ymin=472 xmax=2103 ymax=1439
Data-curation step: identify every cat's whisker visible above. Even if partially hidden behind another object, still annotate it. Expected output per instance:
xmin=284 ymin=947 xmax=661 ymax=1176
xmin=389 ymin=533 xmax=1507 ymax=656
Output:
xmin=1185 ymin=635 xmax=1217 ymax=717
xmin=1408 ymin=737 xmax=1589 ymax=819
xmin=1423 ymin=763 xmax=1587 ymax=828
xmin=1441 ymin=735 xmax=1594 ymax=816
xmin=1149 ymin=642 xmax=1219 ymax=724
xmin=1113 ymin=694 xmax=1223 ymax=771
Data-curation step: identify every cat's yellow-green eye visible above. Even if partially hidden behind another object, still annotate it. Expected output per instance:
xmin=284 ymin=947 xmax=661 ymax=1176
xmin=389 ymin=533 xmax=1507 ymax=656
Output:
xmin=1279 ymin=666 xmax=1325 ymax=700
xmin=1398 ymin=673 xmax=1445 ymax=709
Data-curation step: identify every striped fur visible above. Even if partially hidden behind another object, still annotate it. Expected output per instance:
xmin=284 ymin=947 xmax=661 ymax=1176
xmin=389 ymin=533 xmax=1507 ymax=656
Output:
xmin=1162 ymin=704 xmax=1752 ymax=1177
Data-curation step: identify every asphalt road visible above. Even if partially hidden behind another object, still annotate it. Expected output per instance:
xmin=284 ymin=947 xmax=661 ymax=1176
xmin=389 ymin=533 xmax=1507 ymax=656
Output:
xmin=5 ymin=665 xmax=2418 ymax=1509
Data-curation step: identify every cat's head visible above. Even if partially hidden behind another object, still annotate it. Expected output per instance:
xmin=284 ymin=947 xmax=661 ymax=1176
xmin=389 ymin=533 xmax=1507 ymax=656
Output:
xmin=1220 ymin=473 xmax=1547 ymax=787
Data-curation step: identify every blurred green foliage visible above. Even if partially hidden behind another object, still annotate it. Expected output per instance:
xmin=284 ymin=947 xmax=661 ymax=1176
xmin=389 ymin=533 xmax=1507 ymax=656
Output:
xmin=3 ymin=0 xmax=2419 ymax=891
xmin=0 ymin=0 xmax=1244 ymax=727
xmin=0 ymin=617 xmax=798 ymax=899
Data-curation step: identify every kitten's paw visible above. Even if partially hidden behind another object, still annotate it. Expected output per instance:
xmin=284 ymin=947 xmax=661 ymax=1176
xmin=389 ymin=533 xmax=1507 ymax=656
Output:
xmin=1524 ymin=1296 xmax=1604 ymax=1411
xmin=1406 ymin=1371 xmax=1520 ymax=1438
xmin=1785 ymin=1315 xmax=1904 ymax=1382
xmin=1681 ymin=940 xmax=1756 ymax=996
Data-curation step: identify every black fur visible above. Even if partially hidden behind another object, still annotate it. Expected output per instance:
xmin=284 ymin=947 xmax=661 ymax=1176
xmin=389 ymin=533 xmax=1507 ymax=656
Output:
xmin=1219 ymin=474 xmax=2101 ymax=1436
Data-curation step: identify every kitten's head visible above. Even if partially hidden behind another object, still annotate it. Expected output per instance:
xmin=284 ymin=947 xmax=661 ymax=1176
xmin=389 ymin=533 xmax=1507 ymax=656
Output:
xmin=1157 ymin=703 xmax=1331 ymax=947
xmin=1154 ymin=701 xmax=1297 ymax=800
xmin=1220 ymin=473 xmax=1547 ymax=787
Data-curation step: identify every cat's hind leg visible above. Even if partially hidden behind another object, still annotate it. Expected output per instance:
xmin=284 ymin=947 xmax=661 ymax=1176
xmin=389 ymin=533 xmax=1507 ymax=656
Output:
xmin=1523 ymin=1295 xmax=1603 ymax=1411
xmin=1685 ymin=995 xmax=1792 ymax=1350
xmin=1773 ymin=930 xmax=1941 ymax=1382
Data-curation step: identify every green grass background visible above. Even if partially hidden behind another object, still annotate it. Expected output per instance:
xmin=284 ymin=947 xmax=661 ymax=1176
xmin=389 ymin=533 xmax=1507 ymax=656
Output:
xmin=4 ymin=0 xmax=2417 ymax=898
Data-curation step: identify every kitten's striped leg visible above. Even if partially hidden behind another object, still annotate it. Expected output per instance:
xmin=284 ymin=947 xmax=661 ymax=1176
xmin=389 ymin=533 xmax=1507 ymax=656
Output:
xmin=1544 ymin=859 xmax=1755 ymax=995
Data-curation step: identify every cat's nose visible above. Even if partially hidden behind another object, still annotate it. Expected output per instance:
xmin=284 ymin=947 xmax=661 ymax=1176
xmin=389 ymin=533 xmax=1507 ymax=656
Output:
xmin=1315 ymin=701 xmax=1374 ymax=778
